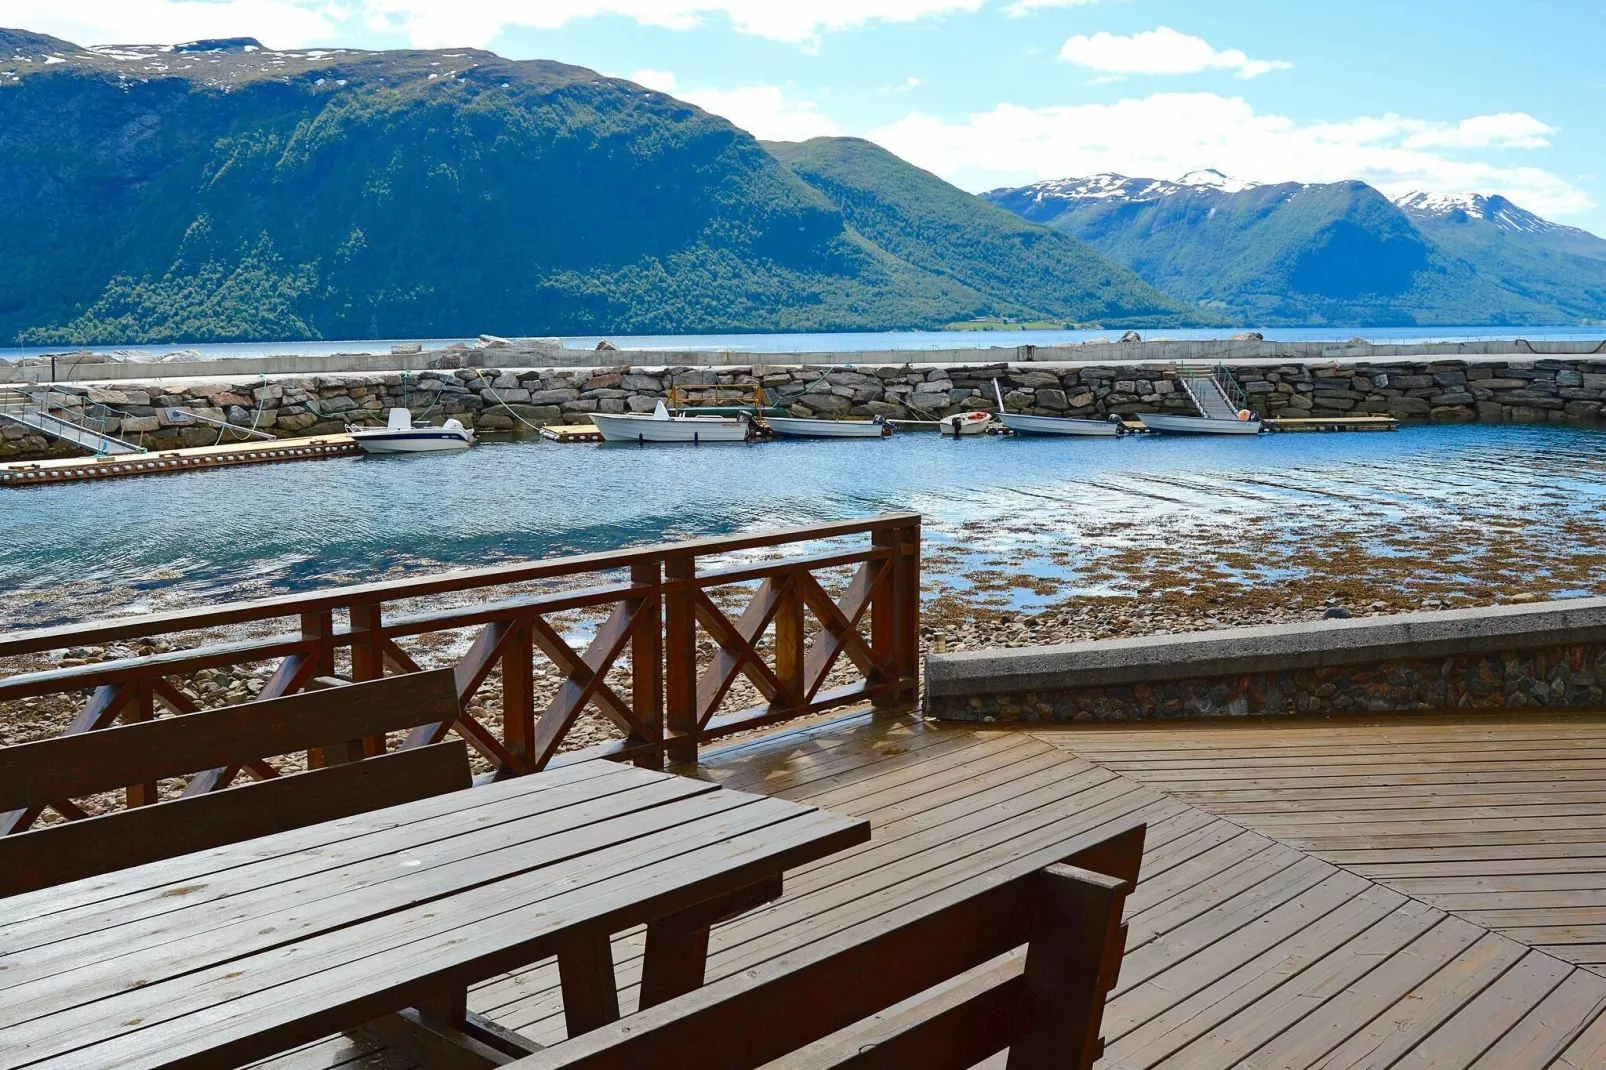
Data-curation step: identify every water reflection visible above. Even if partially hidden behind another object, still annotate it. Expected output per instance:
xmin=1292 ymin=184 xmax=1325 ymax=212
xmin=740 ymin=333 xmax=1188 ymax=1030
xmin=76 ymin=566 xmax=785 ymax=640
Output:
xmin=3 ymin=424 xmax=1603 ymax=628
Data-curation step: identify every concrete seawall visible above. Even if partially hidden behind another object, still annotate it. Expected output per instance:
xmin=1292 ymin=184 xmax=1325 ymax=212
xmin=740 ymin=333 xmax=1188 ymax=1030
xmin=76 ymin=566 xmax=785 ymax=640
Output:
xmin=5 ymin=336 xmax=1606 ymax=384
xmin=924 ymin=599 xmax=1606 ymax=722
xmin=4 ymin=353 xmax=1605 ymax=459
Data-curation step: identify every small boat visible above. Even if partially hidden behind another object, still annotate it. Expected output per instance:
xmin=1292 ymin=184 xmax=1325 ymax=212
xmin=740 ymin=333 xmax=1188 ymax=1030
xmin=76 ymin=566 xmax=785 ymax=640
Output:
xmin=938 ymin=411 xmax=993 ymax=436
xmin=349 ymin=408 xmax=475 ymax=453
xmin=765 ymin=415 xmax=889 ymax=439
xmin=1137 ymin=412 xmax=1263 ymax=435
xmin=991 ymin=380 xmax=1121 ymax=437
xmin=588 ymin=400 xmax=750 ymax=444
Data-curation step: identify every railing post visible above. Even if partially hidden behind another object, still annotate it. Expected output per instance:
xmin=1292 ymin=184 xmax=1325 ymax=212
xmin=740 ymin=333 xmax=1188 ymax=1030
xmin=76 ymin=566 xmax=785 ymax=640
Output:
xmin=663 ymin=553 xmax=698 ymax=765
xmin=127 ymin=681 xmax=159 ymax=807
xmin=873 ymin=518 xmax=921 ymax=711
xmin=631 ymin=560 xmax=665 ymax=769
xmin=349 ymin=601 xmax=386 ymax=758
xmin=775 ymin=574 xmax=805 ymax=710
xmin=503 ymin=619 xmax=536 ymax=770
xmin=302 ymin=608 xmax=338 ymax=769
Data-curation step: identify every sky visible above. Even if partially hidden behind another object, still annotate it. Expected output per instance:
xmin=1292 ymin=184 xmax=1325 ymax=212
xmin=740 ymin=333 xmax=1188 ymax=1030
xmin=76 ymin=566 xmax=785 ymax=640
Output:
xmin=11 ymin=0 xmax=1606 ymax=234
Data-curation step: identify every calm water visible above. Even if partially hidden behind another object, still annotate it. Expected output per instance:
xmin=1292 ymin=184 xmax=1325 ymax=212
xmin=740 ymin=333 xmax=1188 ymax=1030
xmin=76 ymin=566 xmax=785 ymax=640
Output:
xmin=4 ymin=326 xmax=1606 ymax=363
xmin=4 ymin=424 xmax=1606 ymax=630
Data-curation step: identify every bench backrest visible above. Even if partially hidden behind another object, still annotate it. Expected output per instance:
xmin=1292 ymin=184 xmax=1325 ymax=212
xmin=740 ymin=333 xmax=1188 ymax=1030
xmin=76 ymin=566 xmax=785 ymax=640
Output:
xmin=0 ymin=669 xmax=469 ymax=896
xmin=515 ymin=822 xmax=1146 ymax=1070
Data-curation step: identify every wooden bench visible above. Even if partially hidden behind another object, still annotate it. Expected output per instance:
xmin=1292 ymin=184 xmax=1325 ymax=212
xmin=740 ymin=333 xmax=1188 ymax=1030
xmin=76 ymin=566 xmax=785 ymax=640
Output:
xmin=512 ymin=822 xmax=1145 ymax=1070
xmin=0 ymin=668 xmax=470 ymax=897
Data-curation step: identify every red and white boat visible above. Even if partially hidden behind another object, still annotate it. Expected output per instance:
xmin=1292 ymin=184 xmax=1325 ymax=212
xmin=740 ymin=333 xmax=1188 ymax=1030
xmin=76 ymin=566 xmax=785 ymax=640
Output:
xmin=937 ymin=411 xmax=993 ymax=437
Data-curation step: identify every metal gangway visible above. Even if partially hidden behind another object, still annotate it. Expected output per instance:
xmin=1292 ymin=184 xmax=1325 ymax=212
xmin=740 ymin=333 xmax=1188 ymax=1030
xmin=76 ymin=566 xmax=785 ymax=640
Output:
xmin=0 ymin=387 xmax=147 ymax=455
xmin=1175 ymin=364 xmax=1252 ymax=420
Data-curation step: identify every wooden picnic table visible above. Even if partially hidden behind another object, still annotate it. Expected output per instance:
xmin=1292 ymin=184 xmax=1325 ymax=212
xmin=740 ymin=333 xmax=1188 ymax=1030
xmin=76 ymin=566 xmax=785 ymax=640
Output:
xmin=0 ymin=758 xmax=869 ymax=1070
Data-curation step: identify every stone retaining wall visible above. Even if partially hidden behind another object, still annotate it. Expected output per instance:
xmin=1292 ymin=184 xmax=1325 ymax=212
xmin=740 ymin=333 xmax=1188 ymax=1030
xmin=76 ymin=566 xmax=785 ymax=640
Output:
xmin=924 ymin=599 xmax=1606 ymax=723
xmin=5 ymin=355 xmax=1605 ymax=459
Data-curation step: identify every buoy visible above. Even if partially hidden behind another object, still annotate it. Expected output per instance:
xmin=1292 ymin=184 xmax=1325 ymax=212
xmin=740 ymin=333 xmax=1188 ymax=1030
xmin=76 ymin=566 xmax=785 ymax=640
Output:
xmin=1237 ymin=409 xmax=1253 ymax=421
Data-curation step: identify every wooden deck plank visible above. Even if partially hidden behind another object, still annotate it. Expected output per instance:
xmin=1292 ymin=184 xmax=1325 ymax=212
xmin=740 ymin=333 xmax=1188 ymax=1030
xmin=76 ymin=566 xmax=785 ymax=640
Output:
xmin=1036 ymin=716 xmax=1606 ymax=977
xmin=238 ymin=714 xmax=1606 ymax=1070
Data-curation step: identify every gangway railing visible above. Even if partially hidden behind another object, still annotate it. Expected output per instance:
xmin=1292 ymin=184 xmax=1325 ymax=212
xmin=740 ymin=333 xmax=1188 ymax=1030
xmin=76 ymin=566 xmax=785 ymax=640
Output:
xmin=1175 ymin=363 xmax=1253 ymax=419
xmin=0 ymin=387 xmax=146 ymax=456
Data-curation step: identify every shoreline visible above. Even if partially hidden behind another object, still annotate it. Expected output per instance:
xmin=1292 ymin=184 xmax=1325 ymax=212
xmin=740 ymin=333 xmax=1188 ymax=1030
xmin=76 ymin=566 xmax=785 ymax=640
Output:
xmin=5 ymin=355 xmax=1605 ymax=461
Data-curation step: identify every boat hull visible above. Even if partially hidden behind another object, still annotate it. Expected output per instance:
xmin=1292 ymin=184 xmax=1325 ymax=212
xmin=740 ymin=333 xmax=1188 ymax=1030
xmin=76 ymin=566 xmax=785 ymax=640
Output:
xmin=588 ymin=412 xmax=749 ymax=443
xmin=352 ymin=430 xmax=474 ymax=453
xmin=938 ymin=414 xmax=992 ymax=436
xmin=1137 ymin=414 xmax=1262 ymax=435
xmin=766 ymin=416 xmax=887 ymax=438
xmin=999 ymin=413 xmax=1120 ymax=437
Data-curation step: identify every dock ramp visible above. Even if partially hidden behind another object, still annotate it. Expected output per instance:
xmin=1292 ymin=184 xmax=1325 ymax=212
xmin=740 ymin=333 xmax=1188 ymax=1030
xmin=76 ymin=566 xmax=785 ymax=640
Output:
xmin=0 ymin=388 xmax=146 ymax=455
xmin=1177 ymin=364 xmax=1250 ymax=420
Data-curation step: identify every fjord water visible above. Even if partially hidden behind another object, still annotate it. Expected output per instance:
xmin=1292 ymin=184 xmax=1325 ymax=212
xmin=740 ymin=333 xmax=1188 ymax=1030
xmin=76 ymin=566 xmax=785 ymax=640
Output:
xmin=4 ymin=325 xmax=1606 ymax=364
xmin=5 ymin=423 xmax=1605 ymax=631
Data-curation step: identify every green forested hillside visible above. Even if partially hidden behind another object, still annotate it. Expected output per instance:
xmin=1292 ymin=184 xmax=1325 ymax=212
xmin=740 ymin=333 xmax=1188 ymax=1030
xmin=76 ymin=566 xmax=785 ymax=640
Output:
xmin=0 ymin=29 xmax=1198 ymax=344
xmin=764 ymin=137 xmax=1200 ymax=327
xmin=984 ymin=174 xmax=1604 ymax=326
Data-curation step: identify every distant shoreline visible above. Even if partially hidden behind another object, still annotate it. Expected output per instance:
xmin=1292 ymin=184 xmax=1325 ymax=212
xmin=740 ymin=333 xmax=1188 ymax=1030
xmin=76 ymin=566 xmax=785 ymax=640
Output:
xmin=5 ymin=325 xmax=1606 ymax=366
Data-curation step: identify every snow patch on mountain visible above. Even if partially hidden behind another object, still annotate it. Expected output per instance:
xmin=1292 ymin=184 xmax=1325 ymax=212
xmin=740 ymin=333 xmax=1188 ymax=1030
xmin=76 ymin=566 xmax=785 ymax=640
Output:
xmin=1393 ymin=190 xmax=1578 ymax=236
xmin=1176 ymin=169 xmax=1258 ymax=193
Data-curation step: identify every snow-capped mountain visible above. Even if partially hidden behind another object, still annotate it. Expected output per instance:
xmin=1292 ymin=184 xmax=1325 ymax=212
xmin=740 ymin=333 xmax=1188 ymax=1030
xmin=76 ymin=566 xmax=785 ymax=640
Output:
xmin=982 ymin=173 xmax=1606 ymax=325
xmin=990 ymin=170 xmax=1263 ymax=207
xmin=1393 ymin=191 xmax=1581 ymax=237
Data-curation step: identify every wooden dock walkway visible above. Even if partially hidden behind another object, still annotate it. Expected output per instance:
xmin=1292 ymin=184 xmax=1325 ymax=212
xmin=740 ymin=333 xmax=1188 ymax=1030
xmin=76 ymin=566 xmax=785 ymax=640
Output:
xmin=1265 ymin=415 xmax=1399 ymax=432
xmin=0 ymin=434 xmax=360 ymax=485
xmin=252 ymin=711 xmax=1606 ymax=1069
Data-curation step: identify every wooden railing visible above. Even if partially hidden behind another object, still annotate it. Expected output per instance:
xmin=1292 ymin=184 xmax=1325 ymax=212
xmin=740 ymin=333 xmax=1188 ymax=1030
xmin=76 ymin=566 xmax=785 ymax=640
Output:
xmin=0 ymin=513 xmax=920 ymax=834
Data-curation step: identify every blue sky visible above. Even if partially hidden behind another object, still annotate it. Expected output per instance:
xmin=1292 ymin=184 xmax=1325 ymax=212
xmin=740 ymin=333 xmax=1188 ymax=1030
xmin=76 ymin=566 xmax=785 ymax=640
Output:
xmin=18 ymin=0 xmax=1606 ymax=233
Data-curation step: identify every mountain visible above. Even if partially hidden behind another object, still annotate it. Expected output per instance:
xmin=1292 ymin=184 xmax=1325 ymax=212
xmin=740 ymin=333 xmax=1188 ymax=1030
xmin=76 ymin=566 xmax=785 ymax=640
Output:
xmin=983 ymin=171 xmax=1606 ymax=326
xmin=1394 ymin=192 xmax=1606 ymax=320
xmin=762 ymin=138 xmax=1201 ymax=328
xmin=0 ymin=29 xmax=1200 ymax=344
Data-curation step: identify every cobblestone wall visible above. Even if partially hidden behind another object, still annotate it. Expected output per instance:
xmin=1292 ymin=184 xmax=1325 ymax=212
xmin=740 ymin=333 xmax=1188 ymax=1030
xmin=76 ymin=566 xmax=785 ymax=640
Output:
xmin=927 ymin=644 xmax=1606 ymax=723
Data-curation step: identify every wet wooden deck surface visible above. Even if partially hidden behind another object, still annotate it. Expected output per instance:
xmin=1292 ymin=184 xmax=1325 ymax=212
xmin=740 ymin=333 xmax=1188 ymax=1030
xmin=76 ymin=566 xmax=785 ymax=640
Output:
xmin=1043 ymin=713 xmax=1606 ymax=979
xmin=250 ymin=713 xmax=1606 ymax=1069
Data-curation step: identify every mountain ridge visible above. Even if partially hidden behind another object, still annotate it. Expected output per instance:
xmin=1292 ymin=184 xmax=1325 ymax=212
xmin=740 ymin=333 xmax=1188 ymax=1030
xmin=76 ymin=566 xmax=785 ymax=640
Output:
xmin=982 ymin=172 xmax=1606 ymax=325
xmin=0 ymin=29 xmax=1200 ymax=344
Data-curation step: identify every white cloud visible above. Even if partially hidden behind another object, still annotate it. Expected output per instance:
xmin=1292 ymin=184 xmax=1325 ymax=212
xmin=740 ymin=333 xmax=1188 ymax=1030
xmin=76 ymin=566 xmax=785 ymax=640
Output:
xmin=1004 ymin=0 xmax=1102 ymax=16
xmin=630 ymin=70 xmax=839 ymax=141
xmin=6 ymin=0 xmax=337 ymax=49
xmin=1402 ymin=113 xmax=1557 ymax=150
xmin=1059 ymin=27 xmax=1292 ymax=80
xmin=20 ymin=0 xmax=991 ymax=49
xmin=868 ymin=93 xmax=1592 ymax=217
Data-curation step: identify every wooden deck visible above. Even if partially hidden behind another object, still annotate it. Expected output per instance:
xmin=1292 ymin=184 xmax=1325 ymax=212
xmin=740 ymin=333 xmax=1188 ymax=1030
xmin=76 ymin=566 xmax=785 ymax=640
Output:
xmin=251 ymin=712 xmax=1606 ymax=1069
xmin=1045 ymin=713 xmax=1606 ymax=979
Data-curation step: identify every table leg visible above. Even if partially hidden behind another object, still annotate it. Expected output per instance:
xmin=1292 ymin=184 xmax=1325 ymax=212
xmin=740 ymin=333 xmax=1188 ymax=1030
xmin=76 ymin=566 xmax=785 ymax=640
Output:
xmin=557 ymin=929 xmax=622 ymax=1036
xmin=639 ymin=875 xmax=783 ymax=1009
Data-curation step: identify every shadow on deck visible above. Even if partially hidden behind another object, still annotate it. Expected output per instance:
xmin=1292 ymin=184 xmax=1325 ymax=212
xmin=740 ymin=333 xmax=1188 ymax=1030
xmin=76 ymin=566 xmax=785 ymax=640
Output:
xmin=256 ymin=710 xmax=1606 ymax=1070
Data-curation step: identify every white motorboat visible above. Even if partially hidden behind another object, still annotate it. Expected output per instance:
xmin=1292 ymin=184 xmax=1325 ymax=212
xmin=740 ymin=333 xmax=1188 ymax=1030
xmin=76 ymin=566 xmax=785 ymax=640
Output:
xmin=1137 ymin=412 xmax=1263 ymax=435
xmin=349 ymin=408 xmax=475 ymax=453
xmin=588 ymin=401 xmax=750 ymax=443
xmin=991 ymin=380 xmax=1121 ymax=437
xmin=938 ymin=411 xmax=993 ymax=436
xmin=765 ymin=415 xmax=889 ymax=439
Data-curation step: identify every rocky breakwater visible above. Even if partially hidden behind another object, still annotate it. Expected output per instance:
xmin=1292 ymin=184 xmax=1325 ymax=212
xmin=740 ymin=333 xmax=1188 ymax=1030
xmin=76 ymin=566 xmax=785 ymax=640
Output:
xmin=1228 ymin=358 xmax=1606 ymax=423
xmin=7 ymin=356 xmax=1606 ymax=462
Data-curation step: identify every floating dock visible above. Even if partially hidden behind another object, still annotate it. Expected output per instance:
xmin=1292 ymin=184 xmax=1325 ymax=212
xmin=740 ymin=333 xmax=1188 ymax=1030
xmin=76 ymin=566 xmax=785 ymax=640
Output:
xmin=1264 ymin=415 xmax=1398 ymax=432
xmin=0 ymin=435 xmax=361 ymax=486
xmin=538 ymin=424 xmax=605 ymax=443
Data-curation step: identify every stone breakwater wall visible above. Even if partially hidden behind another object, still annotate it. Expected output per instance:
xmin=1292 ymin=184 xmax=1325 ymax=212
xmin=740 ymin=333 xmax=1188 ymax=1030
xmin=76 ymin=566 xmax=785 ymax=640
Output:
xmin=7 ymin=336 xmax=1606 ymax=384
xmin=5 ymin=355 xmax=1606 ymax=459
xmin=924 ymin=600 xmax=1606 ymax=724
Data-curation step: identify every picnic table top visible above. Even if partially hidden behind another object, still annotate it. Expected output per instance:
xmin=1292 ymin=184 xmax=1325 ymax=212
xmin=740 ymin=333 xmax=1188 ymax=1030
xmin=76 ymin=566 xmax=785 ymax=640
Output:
xmin=0 ymin=758 xmax=868 ymax=1070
